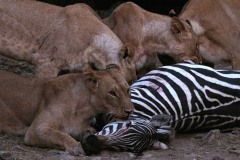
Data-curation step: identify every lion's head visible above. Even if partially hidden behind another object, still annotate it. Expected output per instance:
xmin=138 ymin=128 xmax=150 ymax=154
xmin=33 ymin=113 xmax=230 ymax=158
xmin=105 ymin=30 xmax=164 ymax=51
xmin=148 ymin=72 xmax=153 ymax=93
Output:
xmin=82 ymin=64 xmax=135 ymax=120
xmin=166 ymin=17 xmax=202 ymax=64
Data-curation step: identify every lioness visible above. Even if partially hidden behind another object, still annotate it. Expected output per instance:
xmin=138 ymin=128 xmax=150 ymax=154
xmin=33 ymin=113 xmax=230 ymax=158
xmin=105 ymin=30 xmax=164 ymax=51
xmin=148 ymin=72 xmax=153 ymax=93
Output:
xmin=0 ymin=65 xmax=134 ymax=155
xmin=0 ymin=0 xmax=136 ymax=82
xmin=179 ymin=0 xmax=240 ymax=69
xmin=103 ymin=2 xmax=202 ymax=76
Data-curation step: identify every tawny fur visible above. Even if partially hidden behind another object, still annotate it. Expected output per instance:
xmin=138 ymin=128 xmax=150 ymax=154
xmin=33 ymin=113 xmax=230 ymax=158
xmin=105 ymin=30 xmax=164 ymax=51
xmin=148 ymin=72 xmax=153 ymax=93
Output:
xmin=104 ymin=2 xmax=202 ymax=76
xmin=179 ymin=0 xmax=240 ymax=69
xmin=0 ymin=0 xmax=136 ymax=82
xmin=0 ymin=67 xmax=134 ymax=155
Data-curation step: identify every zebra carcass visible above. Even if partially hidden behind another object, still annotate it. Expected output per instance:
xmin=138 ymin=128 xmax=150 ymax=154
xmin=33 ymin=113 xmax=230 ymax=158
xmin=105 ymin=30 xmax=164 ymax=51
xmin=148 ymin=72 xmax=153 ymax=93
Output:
xmin=82 ymin=61 xmax=240 ymax=154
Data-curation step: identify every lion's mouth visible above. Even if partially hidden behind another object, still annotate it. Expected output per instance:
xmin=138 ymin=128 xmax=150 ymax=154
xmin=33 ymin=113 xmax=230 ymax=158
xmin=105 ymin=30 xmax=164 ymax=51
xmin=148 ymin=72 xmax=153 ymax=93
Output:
xmin=113 ymin=113 xmax=130 ymax=120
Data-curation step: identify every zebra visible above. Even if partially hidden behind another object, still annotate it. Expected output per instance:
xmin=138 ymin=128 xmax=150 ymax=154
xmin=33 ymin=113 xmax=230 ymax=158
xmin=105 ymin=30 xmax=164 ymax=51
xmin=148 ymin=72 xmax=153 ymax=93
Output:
xmin=130 ymin=61 xmax=240 ymax=132
xmin=81 ymin=114 xmax=172 ymax=155
xmin=82 ymin=61 xmax=240 ymax=155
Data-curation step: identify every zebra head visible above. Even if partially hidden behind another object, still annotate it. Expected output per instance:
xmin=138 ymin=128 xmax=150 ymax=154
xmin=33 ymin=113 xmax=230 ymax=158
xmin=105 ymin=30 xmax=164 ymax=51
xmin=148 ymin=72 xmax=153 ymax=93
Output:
xmin=82 ymin=114 xmax=172 ymax=155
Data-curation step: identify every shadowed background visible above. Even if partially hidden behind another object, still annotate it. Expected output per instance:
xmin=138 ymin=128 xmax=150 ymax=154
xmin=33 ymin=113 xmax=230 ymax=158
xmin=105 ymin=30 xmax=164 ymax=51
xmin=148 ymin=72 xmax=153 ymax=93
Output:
xmin=38 ymin=0 xmax=188 ymax=17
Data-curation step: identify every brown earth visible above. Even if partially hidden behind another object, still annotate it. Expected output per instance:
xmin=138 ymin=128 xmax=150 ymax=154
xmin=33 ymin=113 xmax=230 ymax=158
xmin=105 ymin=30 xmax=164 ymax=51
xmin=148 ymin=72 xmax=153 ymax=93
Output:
xmin=0 ymin=55 xmax=240 ymax=160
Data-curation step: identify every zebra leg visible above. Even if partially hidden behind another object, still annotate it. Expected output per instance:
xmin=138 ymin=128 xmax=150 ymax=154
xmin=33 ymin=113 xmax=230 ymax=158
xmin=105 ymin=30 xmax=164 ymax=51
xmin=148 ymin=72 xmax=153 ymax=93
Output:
xmin=149 ymin=114 xmax=176 ymax=149
xmin=150 ymin=114 xmax=173 ymax=141
xmin=150 ymin=114 xmax=172 ymax=127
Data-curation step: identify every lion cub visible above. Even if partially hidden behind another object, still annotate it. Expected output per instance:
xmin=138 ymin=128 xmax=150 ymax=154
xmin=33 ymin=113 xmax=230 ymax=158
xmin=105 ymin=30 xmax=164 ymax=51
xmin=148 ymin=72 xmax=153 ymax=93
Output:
xmin=0 ymin=65 xmax=134 ymax=155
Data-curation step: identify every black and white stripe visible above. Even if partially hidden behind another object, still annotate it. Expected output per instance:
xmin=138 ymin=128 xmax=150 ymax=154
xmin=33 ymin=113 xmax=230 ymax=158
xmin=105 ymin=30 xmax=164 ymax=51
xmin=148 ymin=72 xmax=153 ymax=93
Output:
xmin=96 ymin=120 xmax=156 ymax=153
xmin=93 ymin=117 xmax=171 ymax=154
xmin=86 ymin=61 xmax=240 ymax=154
xmin=130 ymin=62 xmax=240 ymax=132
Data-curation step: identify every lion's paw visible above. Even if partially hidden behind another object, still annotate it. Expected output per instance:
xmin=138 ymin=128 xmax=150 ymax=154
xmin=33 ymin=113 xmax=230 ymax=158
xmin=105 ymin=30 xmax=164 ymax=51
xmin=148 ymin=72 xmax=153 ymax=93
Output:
xmin=65 ymin=143 xmax=85 ymax=156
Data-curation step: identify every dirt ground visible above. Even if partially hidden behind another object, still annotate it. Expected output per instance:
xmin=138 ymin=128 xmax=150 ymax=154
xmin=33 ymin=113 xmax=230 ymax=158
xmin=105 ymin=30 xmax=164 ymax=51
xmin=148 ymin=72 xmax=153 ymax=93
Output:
xmin=0 ymin=55 xmax=240 ymax=160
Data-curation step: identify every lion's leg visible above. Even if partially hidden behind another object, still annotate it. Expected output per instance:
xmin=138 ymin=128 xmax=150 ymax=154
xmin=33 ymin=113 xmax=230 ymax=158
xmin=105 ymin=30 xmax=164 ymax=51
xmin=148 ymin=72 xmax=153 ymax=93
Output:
xmin=32 ymin=51 xmax=60 ymax=79
xmin=232 ymin=56 xmax=240 ymax=70
xmin=35 ymin=62 xmax=59 ymax=79
xmin=0 ymin=101 xmax=27 ymax=134
xmin=24 ymin=125 xmax=84 ymax=155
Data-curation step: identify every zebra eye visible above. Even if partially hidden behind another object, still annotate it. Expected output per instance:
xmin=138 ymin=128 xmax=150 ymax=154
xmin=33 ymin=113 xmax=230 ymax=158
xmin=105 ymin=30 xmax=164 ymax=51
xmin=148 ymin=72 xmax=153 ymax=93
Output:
xmin=126 ymin=122 xmax=131 ymax=127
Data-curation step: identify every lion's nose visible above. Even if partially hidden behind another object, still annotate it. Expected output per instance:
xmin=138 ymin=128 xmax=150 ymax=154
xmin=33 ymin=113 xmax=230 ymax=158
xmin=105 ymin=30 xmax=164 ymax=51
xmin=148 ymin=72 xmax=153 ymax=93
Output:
xmin=124 ymin=109 xmax=133 ymax=115
xmin=193 ymin=55 xmax=202 ymax=64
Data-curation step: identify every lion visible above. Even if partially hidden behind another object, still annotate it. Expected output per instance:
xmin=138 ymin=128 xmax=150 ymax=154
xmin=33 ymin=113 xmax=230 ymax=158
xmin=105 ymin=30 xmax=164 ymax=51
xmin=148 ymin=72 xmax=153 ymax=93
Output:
xmin=0 ymin=65 xmax=134 ymax=155
xmin=0 ymin=0 xmax=136 ymax=83
xmin=103 ymin=2 xmax=202 ymax=77
xmin=179 ymin=0 xmax=240 ymax=69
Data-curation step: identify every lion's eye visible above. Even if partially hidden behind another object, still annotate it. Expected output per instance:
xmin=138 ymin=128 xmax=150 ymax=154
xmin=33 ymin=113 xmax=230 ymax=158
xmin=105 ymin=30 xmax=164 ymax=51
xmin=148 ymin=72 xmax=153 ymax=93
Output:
xmin=196 ymin=43 xmax=199 ymax=49
xmin=127 ymin=88 xmax=130 ymax=94
xmin=108 ymin=90 xmax=117 ymax=97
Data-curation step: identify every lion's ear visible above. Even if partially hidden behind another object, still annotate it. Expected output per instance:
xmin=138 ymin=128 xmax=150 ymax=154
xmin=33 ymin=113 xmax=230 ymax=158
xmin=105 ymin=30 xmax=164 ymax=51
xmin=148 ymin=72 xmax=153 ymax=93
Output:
xmin=171 ymin=17 xmax=186 ymax=34
xmin=83 ymin=65 xmax=100 ymax=90
xmin=120 ymin=43 xmax=135 ymax=61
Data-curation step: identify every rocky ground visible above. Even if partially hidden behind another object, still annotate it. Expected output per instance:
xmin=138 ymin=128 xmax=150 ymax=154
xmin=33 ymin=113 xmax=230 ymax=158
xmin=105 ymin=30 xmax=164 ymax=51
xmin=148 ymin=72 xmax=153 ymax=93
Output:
xmin=0 ymin=55 xmax=240 ymax=160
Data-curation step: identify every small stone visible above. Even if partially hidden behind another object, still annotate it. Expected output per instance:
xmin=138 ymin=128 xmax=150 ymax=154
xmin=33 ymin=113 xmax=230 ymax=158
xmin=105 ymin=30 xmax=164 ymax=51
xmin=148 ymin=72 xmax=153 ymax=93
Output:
xmin=42 ymin=154 xmax=84 ymax=160
xmin=90 ymin=156 xmax=105 ymax=160
xmin=0 ymin=151 xmax=12 ymax=159
xmin=128 ymin=152 xmax=137 ymax=158
xmin=47 ymin=150 xmax=70 ymax=157
xmin=141 ymin=153 xmax=153 ymax=159
xmin=15 ymin=145 xmax=27 ymax=152
xmin=194 ymin=135 xmax=202 ymax=139
xmin=211 ymin=156 xmax=225 ymax=160
xmin=201 ymin=129 xmax=221 ymax=145
xmin=229 ymin=149 xmax=240 ymax=155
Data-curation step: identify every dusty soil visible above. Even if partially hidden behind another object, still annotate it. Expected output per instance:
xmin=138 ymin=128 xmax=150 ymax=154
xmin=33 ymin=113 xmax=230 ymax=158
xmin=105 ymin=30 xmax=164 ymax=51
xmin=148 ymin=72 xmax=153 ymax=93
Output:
xmin=0 ymin=55 xmax=240 ymax=160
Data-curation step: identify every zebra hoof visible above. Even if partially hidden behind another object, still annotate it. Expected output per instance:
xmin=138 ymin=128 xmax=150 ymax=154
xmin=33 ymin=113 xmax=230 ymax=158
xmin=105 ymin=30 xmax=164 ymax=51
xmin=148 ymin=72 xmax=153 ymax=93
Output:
xmin=152 ymin=141 xmax=169 ymax=150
